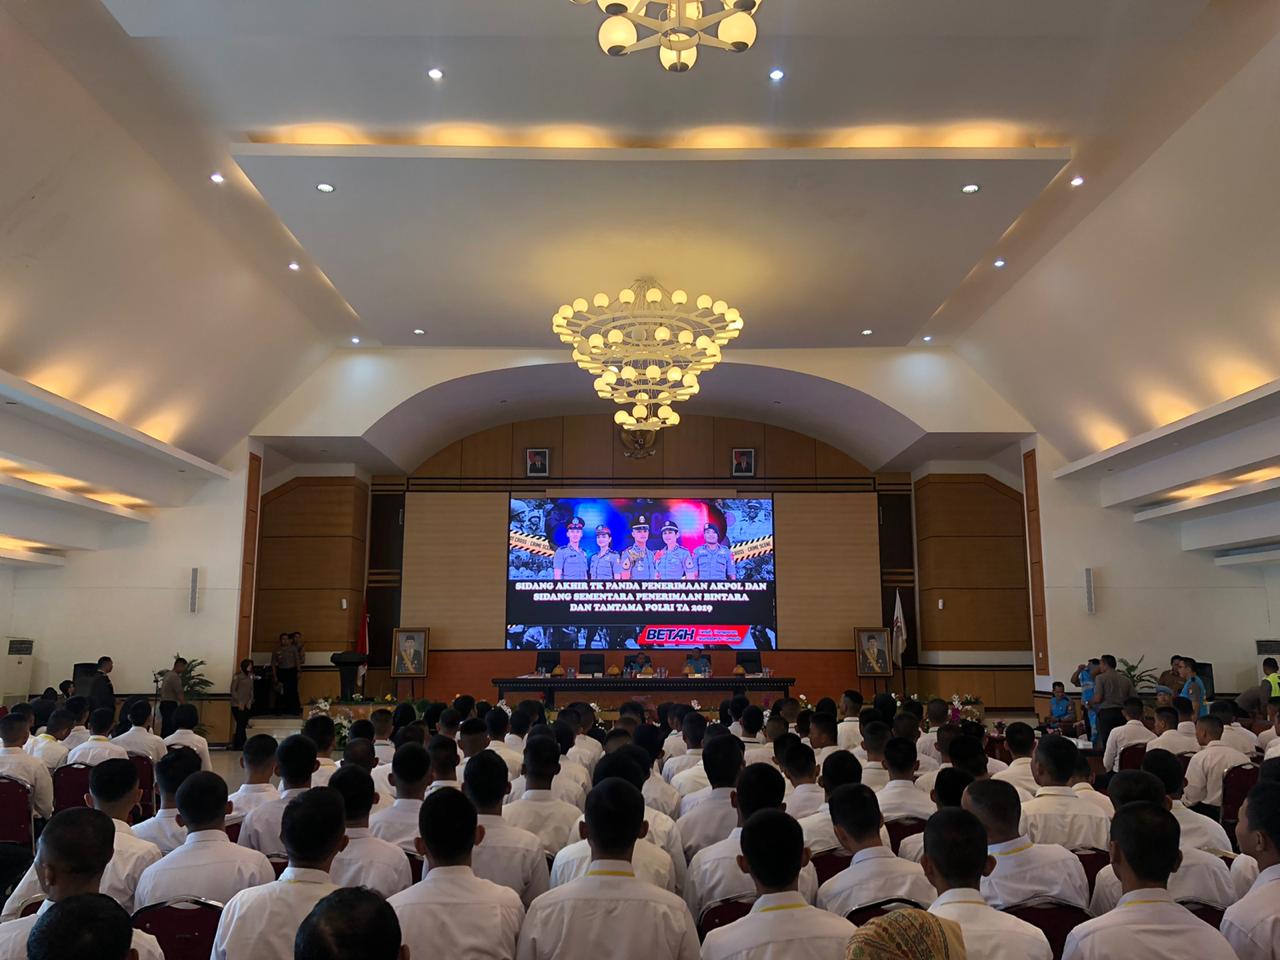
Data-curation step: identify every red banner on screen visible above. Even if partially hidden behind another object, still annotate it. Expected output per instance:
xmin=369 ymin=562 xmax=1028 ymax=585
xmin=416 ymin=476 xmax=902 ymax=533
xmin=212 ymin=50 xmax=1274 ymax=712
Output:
xmin=638 ymin=625 xmax=750 ymax=647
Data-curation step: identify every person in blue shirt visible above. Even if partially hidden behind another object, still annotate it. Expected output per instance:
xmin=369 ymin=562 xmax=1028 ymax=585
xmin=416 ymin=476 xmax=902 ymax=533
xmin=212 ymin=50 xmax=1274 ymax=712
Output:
xmin=620 ymin=515 xmax=658 ymax=580
xmin=685 ymin=648 xmax=711 ymax=675
xmin=552 ymin=516 xmax=590 ymax=580
xmin=1177 ymin=656 xmax=1209 ymax=717
xmin=655 ymin=520 xmax=695 ymax=580
xmin=589 ymin=525 xmax=622 ymax=580
xmin=692 ymin=523 xmax=737 ymax=581
xmin=1042 ymin=680 xmax=1075 ymax=734
xmin=1072 ymin=659 xmax=1100 ymax=743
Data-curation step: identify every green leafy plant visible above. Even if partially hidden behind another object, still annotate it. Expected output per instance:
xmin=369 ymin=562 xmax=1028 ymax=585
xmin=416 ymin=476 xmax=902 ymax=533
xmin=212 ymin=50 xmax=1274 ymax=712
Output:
xmin=1118 ymin=656 xmax=1160 ymax=693
xmin=152 ymin=654 xmax=213 ymax=735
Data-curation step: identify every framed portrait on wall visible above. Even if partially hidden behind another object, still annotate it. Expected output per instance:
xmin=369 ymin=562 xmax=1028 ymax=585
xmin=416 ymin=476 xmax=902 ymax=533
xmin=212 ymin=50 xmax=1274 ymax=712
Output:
xmin=731 ymin=448 xmax=755 ymax=478
xmin=855 ymin=627 xmax=892 ymax=677
xmin=526 ymin=448 xmax=550 ymax=478
xmin=391 ymin=628 xmax=429 ymax=678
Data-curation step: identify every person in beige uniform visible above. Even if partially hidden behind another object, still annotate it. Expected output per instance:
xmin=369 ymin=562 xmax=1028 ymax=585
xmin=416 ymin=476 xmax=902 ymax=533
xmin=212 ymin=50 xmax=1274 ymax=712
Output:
xmin=157 ymin=658 xmax=186 ymax=737
xmin=230 ymin=658 xmax=255 ymax=750
xmin=273 ymin=633 xmax=305 ymax=716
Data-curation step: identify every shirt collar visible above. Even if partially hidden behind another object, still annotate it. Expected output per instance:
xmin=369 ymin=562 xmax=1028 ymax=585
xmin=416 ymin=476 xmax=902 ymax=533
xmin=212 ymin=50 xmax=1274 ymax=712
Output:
xmin=88 ymin=736 xmax=109 ymax=742
xmin=237 ymin=783 xmax=276 ymax=793
xmin=750 ymin=891 xmax=807 ymax=913
xmin=1010 ymin=757 xmax=1032 ymax=768
xmin=278 ymin=867 xmax=332 ymax=885
xmin=932 ymin=888 xmax=988 ymax=909
xmin=317 ymin=758 xmax=338 ymax=767
xmin=707 ymin=786 xmax=735 ymax=800
xmin=424 ymin=864 xmax=475 ymax=881
xmin=1126 ymin=719 xmax=1146 ymax=728
xmin=1205 ymin=740 xmax=1225 ymax=749
xmin=584 ymin=859 xmax=635 ymax=878
xmin=1116 ymin=888 xmax=1175 ymax=908
xmin=1033 ymin=786 xmax=1076 ymax=798
xmin=521 ymin=789 xmax=554 ymax=801
xmin=1073 ymin=783 xmax=1098 ymax=794
xmin=186 ymin=830 xmax=229 ymax=845
xmin=280 ymin=787 xmax=308 ymax=800
xmin=1252 ymin=864 xmax=1280 ymax=889
xmin=392 ymin=797 xmax=422 ymax=809
xmin=345 ymin=827 xmax=371 ymax=839
xmin=793 ymin=783 xmax=822 ymax=794
xmin=989 ymin=836 xmax=1034 ymax=856
xmin=727 ymin=826 xmax=743 ymax=842
xmin=477 ymin=814 xmax=505 ymax=828
xmin=851 ymin=846 xmax=895 ymax=864
xmin=113 ymin=819 xmax=135 ymax=835
xmin=154 ymin=809 xmax=180 ymax=821
xmin=0 ymin=746 xmax=23 ymax=754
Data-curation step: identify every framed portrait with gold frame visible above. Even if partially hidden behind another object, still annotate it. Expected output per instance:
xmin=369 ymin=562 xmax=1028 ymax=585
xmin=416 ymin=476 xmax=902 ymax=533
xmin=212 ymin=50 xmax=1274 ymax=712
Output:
xmin=855 ymin=627 xmax=892 ymax=677
xmin=391 ymin=628 xmax=428 ymax=678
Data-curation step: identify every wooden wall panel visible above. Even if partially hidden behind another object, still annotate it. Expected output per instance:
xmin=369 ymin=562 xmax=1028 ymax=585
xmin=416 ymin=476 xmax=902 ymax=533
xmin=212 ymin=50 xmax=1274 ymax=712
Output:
xmin=915 ymin=476 xmax=1026 ymax=539
xmin=1023 ymin=449 xmax=1050 ymax=676
xmin=261 ymin=480 xmax=367 ymax=538
xmin=612 ymin=435 xmax=667 ymax=480
xmin=461 ymin=425 xmax=513 ymax=477
xmin=253 ymin=589 xmax=361 ymax=649
xmin=417 ymin=441 xmax=462 ymax=479
xmin=714 ymin=418 xmax=767 ymax=478
xmin=764 ymin=425 xmax=817 ymax=479
xmin=257 ymin=538 xmax=366 ymax=591
xmin=235 ymin=453 xmax=262 ymax=664
xmin=916 ymin=537 xmax=1029 ymax=589
xmin=661 ymin=415 xmax=716 ymax=478
xmin=903 ymin=667 xmax=1032 ymax=709
xmin=918 ymin=588 xmax=1033 ymax=649
xmin=816 ymin=442 xmax=871 ymax=477
xmin=560 ymin=415 xmax=614 ymax=478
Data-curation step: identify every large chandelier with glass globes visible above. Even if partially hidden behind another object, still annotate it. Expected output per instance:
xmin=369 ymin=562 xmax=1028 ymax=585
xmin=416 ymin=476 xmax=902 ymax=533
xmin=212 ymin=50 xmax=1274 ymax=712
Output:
xmin=571 ymin=0 xmax=764 ymax=73
xmin=551 ymin=279 xmax=744 ymax=430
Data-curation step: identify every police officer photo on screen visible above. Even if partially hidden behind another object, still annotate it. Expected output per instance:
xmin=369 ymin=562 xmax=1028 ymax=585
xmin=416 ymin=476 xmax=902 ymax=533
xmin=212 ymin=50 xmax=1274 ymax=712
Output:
xmin=553 ymin=516 xmax=590 ymax=580
xmin=693 ymin=522 xmax=737 ymax=581
xmin=655 ymin=519 xmax=695 ymax=580
xmin=589 ymin=524 xmax=622 ymax=580
xmin=620 ymin=514 xmax=658 ymax=580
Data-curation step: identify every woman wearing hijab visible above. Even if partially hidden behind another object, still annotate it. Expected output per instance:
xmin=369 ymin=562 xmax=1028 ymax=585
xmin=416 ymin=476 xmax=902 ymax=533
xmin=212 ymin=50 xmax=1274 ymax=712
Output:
xmin=846 ymin=909 xmax=966 ymax=960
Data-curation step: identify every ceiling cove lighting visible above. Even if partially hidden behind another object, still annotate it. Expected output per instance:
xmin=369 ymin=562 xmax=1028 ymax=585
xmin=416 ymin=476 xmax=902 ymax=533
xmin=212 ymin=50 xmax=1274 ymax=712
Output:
xmin=993 ymin=258 xmax=1006 ymax=269
xmin=1070 ymin=175 xmax=1085 ymax=187
xmin=573 ymin=0 xmax=765 ymax=73
xmin=209 ymin=172 xmax=225 ymax=184
xmin=316 ymin=182 xmax=335 ymax=193
xmin=288 ymin=261 xmax=301 ymax=271
xmin=551 ymin=277 xmax=743 ymax=431
xmin=961 ymin=183 xmax=981 ymax=194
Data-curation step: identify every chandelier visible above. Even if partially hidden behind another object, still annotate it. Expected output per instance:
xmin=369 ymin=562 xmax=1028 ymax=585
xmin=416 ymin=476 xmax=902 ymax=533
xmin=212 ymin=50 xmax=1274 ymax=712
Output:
xmin=570 ymin=0 xmax=764 ymax=73
xmin=551 ymin=278 xmax=744 ymax=430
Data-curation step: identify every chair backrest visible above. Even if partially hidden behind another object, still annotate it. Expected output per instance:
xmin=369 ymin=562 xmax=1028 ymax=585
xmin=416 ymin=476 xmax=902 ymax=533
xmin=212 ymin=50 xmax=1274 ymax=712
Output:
xmin=1221 ymin=764 xmax=1259 ymax=825
xmin=1118 ymin=744 xmax=1147 ymax=771
xmin=132 ymin=897 xmax=223 ymax=960
xmin=1178 ymin=900 xmax=1225 ymax=929
xmin=846 ymin=898 xmax=925 ymax=927
xmin=0 ymin=775 xmax=34 ymax=850
xmin=407 ymin=852 xmax=424 ymax=884
xmin=52 ymin=764 xmax=93 ymax=812
xmin=269 ymin=858 xmax=288 ymax=878
xmin=225 ymin=820 xmax=242 ymax=844
xmin=17 ymin=896 xmax=45 ymax=918
xmin=1000 ymin=899 xmax=1091 ymax=960
xmin=698 ymin=898 xmax=753 ymax=940
xmin=1073 ymin=849 xmax=1110 ymax=896
xmin=1177 ymin=753 xmax=1193 ymax=774
xmin=885 ymin=818 xmax=926 ymax=855
xmin=128 ymin=754 xmax=156 ymax=819
xmin=811 ymin=850 xmax=852 ymax=884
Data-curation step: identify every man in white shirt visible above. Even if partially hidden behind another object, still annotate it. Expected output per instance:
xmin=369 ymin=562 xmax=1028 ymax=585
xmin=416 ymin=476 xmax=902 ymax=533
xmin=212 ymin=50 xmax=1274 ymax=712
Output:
xmin=1211 ymin=701 xmax=1259 ymax=755
xmin=1222 ymin=782 xmax=1280 ymax=960
xmin=662 ymin=705 xmax=691 ymax=762
xmin=1183 ymin=715 xmax=1253 ymax=817
xmin=110 ymin=700 xmax=166 ymax=765
xmin=369 ymin=741 xmax=430 ymax=854
xmin=65 ymin=709 xmax=129 ymax=767
xmin=918 ymin=701 xmax=950 ymax=763
xmin=516 ymin=778 xmax=699 ymax=960
xmin=890 ymin=713 xmax=941 ymax=773
xmin=294 ymin=887 xmax=406 ymax=960
xmin=857 ymin=721 xmax=893 ymax=791
xmin=779 ymin=742 xmax=825 ymax=819
xmin=806 ymin=713 xmax=843 ymax=766
xmin=212 ymin=788 xmax=344 ymax=960
xmin=1068 ymin=753 xmax=1115 ymax=817
xmin=228 ymin=733 xmax=282 ymax=819
xmin=163 ymin=703 xmax=212 ymax=771
xmin=962 ymin=778 xmax=1088 ymax=909
xmin=425 ymin=733 xmax=465 ymax=797
xmin=1062 ymin=801 xmax=1237 ymax=960
xmin=134 ymin=770 xmax=274 ymax=907
xmin=327 ymin=765 xmax=412 ymax=898
xmin=634 ymin=725 xmax=681 ymax=818
xmin=1147 ymin=705 xmax=1201 ymax=756
xmin=561 ymin=706 xmax=603 ymax=775
xmin=676 ymin=734 xmax=744 ymax=860
xmin=817 ymin=783 xmax=936 ymax=918
xmin=0 ymin=713 xmax=54 ymax=820
xmin=463 ymin=750 xmax=551 ymax=906
xmin=301 ymin=715 xmax=340 ymax=787
xmin=877 ymin=738 xmax=937 ymax=822
xmin=0 ymin=832 xmax=164 ymax=960
xmin=1102 ymin=699 xmax=1156 ymax=773
xmin=663 ymin=712 xmax=707 ymax=782
xmin=702 ymin=807 xmax=855 ymax=960
xmin=132 ymin=747 xmax=202 ymax=854
xmin=797 ymin=750 xmax=869 ymax=855
xmin=504 ymin=736 xmax=583 ymax=855
xmin=24 ymin=710 xmax=73 ymax=773
xmin=483 ymin=710 xmax=525 ymax=779
xmin=1021 ymin=735 xmax=1110 ymax=850
xmin=239 ymin=734 xmax=319 ymax=858
xmin=914 ymin=723 xmax=962 ymax=797
xmin=1142 ymin=749 xmax=1232 ymax=852
xmin=896 ymin=768 xmax=976 ymax=865
xmin=60 ymin=698 xmax=91 ymax=752
xmin=993 ymin=722 xmax=1041 ymax=795
xmin=923 ymin=807 xmax=1053 ymax=960
xmin=371 ymin=708 xmax=397 ymax=766
xmin=1258 ymin=701 xmax=1280 ymax=754
xmin=837 ymin=691 xmax=864 ymax=750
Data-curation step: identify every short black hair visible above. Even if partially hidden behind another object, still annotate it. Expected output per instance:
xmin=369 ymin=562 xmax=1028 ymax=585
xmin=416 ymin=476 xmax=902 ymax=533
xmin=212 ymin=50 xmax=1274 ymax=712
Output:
xmin=1140 ymin=749 xmax=1184 ymax=797
xmin=772 ymin=732 xmax=800 ymax=765
xmin=296 ymin=887 xmax=403 ymax=960
xmin=1034 ymin=735 xmax=1078 ymax=785
xmin=1196 ymin=716 xmax=1225 ymax=739
xmin=65 ymin=696 xmax=89 ymax=721
xmin=1244 ymin=781 xmax=1280 ymax=846
xmin=486 ymin=709 xmax=510 ymax=738
xmin=1172 ymin=696 xmax=1194 ymax=719
xmin=549 ymin=721 xmax=576 ymax=756
xmin=1112 ymin=801 xmax=1180 ymax=883
xmin=736 ymin=763 xmax=786 ymax=819
xmin=632 ymin=724 xmax=665 ymax=763
xmin=127 ymin=700 xmax=152 ymax=726
xmin=923 ymin=807 xmax=988 ymax=887
xmin=452 ymin=695 xmax=476 ymax=717
xmin=45 ymin=709 xmax=76 ymax=736
xmin=173 ymin=703 xmax=199 ymax=730
xmin=347 ymin=720 xmax=375 ymax=743
xmin=1154 ymin=706 xmax=1178 ymax=729
xmin=963 ymin=779 xmax=1021 ymax=835
xmin=592 ymin=751 xmax=646 ymax=790
xmin=1122 ymin=698 xmax=1144 ymax=720
xmin=1263 ymin=657 xmax=1279 ymax=672
xmin=1004 ymin=722 xmax=1035 ymax=757
xmin=781 ymin=741 xmax=817 ymax=779
xmin=522 ymin=736 xmax=561 ymax=779
xmin=96 ymin=656 xmax=112 ymax=668
xmin=584 ymin=778 xmax=645 ymax=854
xmin=810 ymin=713 xmax=838 ymax=744
xmin=0 ymin=714 xmax=28 ymax=742
xmin=37 ymin=808 xmax=115 ymax=877
xmin=703 ymin=733 xmax=746 ymax=788
xmin=828 ymin=784 xmax=881 ymax=840
xmin=682 ymin=711 xmax=708 ymax=747
xmin=28 ymin=894 xmax=133 ymax=960
xmin=618 ymin=701 xmax=646 ymax=721
xmin=88 ymin=708 xmax=114 ymax=735
xmin=175 ymin=771 xmax=229 ymax=827
xmin=303 ymin=715 xmax=337 ymax=751
xmin=872 ymin=693 xmax=899 ymax=719
xmin=858 ymin=708 xmax=883 ymax=726
xmin=342 ymin=739 xmax=377 ymax=772
xmin=277 ymin=734 xmax=320 ymax=784
xmin=395 ymin=723 xmax=428 ymax=748
xmin=821 ymin=750 xmax=863 ymax=792
xmin=934 ymin=768 xmax=975 ymax=808
xmin=243 ymin=733 xmax=278 ymax=768
xmin=438 ymin=708 xmax=463 ymax=733
xmin=1052 ymin=681 xmax=1065 ymax=691
xmin=604 ymin=728 xmax=633 ymax=751
xmin=1107 ymin=770 xmax=1166 ymax=808
xmin=948 ymin=736 xmax=989 ymax=779
xmin=883 ymin=737 xmax=917 ymax=776
xmin=1101 ymin=655 xmax=1117 ymax=669
xmin=427 ymin=734 xmax=460 ymax=777
xmin=842 ymin=690 xmax=865 ymax=711
xmin=391 ymin=742 xmax=431 ymax=787
xmin=282 ymin=787 xmax=346 ymax=863
xmin=419 ymin=786 xmax=477 ymax=863
xmin=459 ymin=717 xmax=488 ymax=739
xmin=740 ymin=808 xmax=804 ymax=888
xmin=1262 ymin=758 xmax=1280 ymax=783
xmin=329 ymin=765 xmax=376 ymax=821
xmin=891 ymin=714 xmax=920 ymax=740
xmin=509 ymin=709 xmax=532 ymax=737
xmin=741 ymin=705 xmax=765 ymax=736
xmin=89 ymin=758 xmax=138 ymax=805
xmin=557 ymin=707 xmax=582 ymax=732
xmin=463 ymin=749 xmax=510 ymax=808
xmin=729 ymin=695 xmax=750 ymax=720
xmin=934 ymin=724 xmax=963 ymax=761
xmin=155 ymin=747 xmax=202 ymax=796
xmin=925 ymin=698 xmax=949 ymax=723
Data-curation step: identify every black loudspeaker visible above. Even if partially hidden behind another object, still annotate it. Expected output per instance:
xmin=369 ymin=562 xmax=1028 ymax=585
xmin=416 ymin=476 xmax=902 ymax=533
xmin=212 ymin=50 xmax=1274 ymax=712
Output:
xmin=535 ymin=651 xmax=561 ymax=673
xmin=579 ymin=653 xmax=605 ymax=675
xmin=1195 ymin=662 xmax=1216 ymax=700
xmin=72 ymin=662 xmax=99 ymax=692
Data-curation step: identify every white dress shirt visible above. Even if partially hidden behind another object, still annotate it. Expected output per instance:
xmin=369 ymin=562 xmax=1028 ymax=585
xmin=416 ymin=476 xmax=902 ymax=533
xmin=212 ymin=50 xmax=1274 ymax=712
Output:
xmin=1064 ymin=887 xmax=1238 ymax=960
xmin=685 ymin=827 xmax=819 ymax=920
xmin=516 ymin=860 xmax=699 ymax=960
xmin=673 ymin=764 xmax=710 ymax=799
xmin=135 ymin=828 xmax=274 ymax=907
xmin=817 ymin=846 xmax=936 ymax=917
xmin=163 ymin=729 xmax=212 ymax=771
xmin=993 ymin=757 xmax=1041 ymax=796
xmin=663 ymin=749 xmax=702 ymax=783
xmin=1259 ymin=727 xmax=1278 ymax=751
xmin=913 ymin=764 xmax=948 ymax=798
xmin=61 ymin=727 xmax=89 ymax=751
xmin=1147 ymin=729 xmax=1201 ymax=755
xmin=837 ymin=719 xmax=861 ymax=751
xmin=644 ymin=770 xmax=682 ymax=819
xmin=228 ymin=782 xmax=280 ymax=819
xmin=237 ymin=786 xmax=307 ymax=858
xmin=679 ymin=785 xmax=712 ymax=818
xmin=330 ymin=826 xmax=413 ymax=898
xmin=1220 ymin=862 xmax=1280 ymax=960
xmin=1231 ymin=854 xmax=1260 ymax=898
xmin=66 ymin=736 xmax=129 ymax=766
xmin=504 ymin=789 xmax=583 ymax=856
xmin=472 ymin=813 xmax=551 ymax=906
xmin=860 ymin=761 xmax=891 ymax=792
xmin=0 ymin=900 xmax=163 ymax=960
xmin=552 ymin=838 xmax=675 ymax=892
xmin=677 ymin=786 xmax=738 ymax=860
xmin=1266 ymin=738 xmax=1280 ymax=761
xmin=1183 ymin=740 xmax=1252 ymax=808
xmin=981 ymin=836 xmax=1089 ymax=909
xmin=876 ymin=780 xmax=937 ymax=821
xmin=783 ymin=783 xmax=826 ymax=820
xmin=0 ymin=747 xmax=53 ymax=819
xmin=112 ymin=726 xmax=167 ymax=764
xmin=212 ymin=866 xmax=337 ymax=960
xmin=917 ymin=729 xmax=941 ymax=763
xmin=23 ymin=734 xmax=67 ymax=772
xmin=574 ymin=807 xmax=687 ymax=893
xmin=929 ymin=887 xmax=1052 ymax=960
xmin=702 ymin=890 xmax=856 ymax=960
xmin=898 ymin=832 xmax=925 ymax=864
xmin=664 ymin=731 xmax=688 ymax=759
xmin=391 ymin=864 xmax=524 ymax=960
xmin=1221 ymin=723 xmax=1259 ymax=755
xmin=1171 ymin=801 xmax=1232 ymax=852
xmin=369 ymin=796 xmax=425 ymax=853
xmin=1020 ymin=787 xmax=1111 ymax=850
xmin=374 ymin=739 xmax=396 ymax=765
xmin=504 ymin=733 xmax=526 ymax=753
xmin=798 ymin=806 xmax=891 ymax=856
xmin=1102 ymin=719 xmax=1155 ymax=772
xmin=486 ymin=741 xmax=525 ymax=780
xmin=506 ymin=772 xmax=586 ymax=810
xmin=568 ymin=735 xmax=602 ymax=774
xmin=1089 ymin=846 xmax=1236 ymax=913
xmin=1070 ymin=783 xmax=1114 ymax=818
xmin=744 ymin=744 xmax=775 ymax=766
xmin=310 ymin=757 xmax=339 ymax=786
xmin=132 ymin=807 xmax=187 ymax=854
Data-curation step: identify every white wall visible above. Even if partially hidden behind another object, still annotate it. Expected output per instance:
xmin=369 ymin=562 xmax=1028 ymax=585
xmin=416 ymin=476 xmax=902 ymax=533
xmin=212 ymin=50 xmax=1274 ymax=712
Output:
xmin=7 ymin=442 xmax=252 ymax=696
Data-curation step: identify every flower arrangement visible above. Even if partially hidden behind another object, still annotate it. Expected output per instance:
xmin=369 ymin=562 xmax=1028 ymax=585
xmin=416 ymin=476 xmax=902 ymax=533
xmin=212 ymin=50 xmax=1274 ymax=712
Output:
xmin=949 ymin=693 xmax=984 ymax=724
xmin=308 ymin=697 xmax=355 ymax=747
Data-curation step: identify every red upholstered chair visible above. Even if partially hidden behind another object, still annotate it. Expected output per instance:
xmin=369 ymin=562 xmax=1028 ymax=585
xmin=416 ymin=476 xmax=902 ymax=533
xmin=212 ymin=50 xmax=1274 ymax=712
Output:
xmin=132 ymin=897 xmax=222 ymax=960
xmin=0 ymin=776 xmax=34 ymax=851
xmin=128 ymin=754 xmax=156 ymax=820
xmin=1221 ymin=764 xmax=1259 ymax=827
xmin=1118 ymin=744 xmax=1147 ymax=771
xmin=885 ymin=818 xmax=926 ymax=855
xmin=698 ymin=898 xmax=753 ymax=941
xmin=1073 ymin=849 xmax=1109 ymax=896
xmin=407 ymin=852 xmax=424 ymax=883
xmin=1178 ymin=900 xmax=1225 ymax=929
xmin=52 ymin=764 xmax=93 ymax=813
xmin=811 ymin=850 xmax=852 ymax=884
xmin=225 ymin=820 xmax=242 ymax=844
xmin=270 ymin=859 xmax=288 ymax=878
xmin=1000 ymin=899 xmax=1091 ymax=960
xmin=846 ymin=898 xmax=926 ymax=927
xmin=17 ymin=897 xmax=44 ymax=918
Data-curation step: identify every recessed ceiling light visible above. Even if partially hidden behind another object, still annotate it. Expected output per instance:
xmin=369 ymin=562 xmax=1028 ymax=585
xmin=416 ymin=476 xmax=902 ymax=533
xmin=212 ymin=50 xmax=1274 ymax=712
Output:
xmin=993 ymin=258 xmax=1006 ymax=269
xmin=316 ymin=183 xmax=335 ymax=193
xmin=961 ymin=183 xmax=981 ymax=194
xmin=922 ymin=336 xmax=933 ymax=343
xmin=412 ymin=329 xmax=425 ymax=335
xmin=350 ymin=337 xmax=361 ymax=344
xmin=427 ymin=68 xmax=444 ymax=80
xmin=861 ymin=329 xmax=873 ymax=336
xmin=769 ymin=68 xmax=785 ymax=81
xmin=1070 ymin=175 xmax=1085 ymax=187
xmin=288 ymin=261 xmax=300 ymax=271
xmin=209 ymin=172 xmax=225 ymax=184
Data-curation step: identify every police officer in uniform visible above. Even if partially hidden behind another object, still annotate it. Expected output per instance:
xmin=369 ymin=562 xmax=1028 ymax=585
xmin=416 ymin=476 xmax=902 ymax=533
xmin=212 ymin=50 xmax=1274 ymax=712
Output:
xmin=655 ymin=519 xmax=695 ymax=580
xmin=620 ymin=515 xmax=658 ymax=580
xmin=692 ymin=522 xmax=737 ymax=581
xmin=553 ymin=516 xmax=590 ymax=580
xmin=589 ymin=524 xmax=622 ymax=580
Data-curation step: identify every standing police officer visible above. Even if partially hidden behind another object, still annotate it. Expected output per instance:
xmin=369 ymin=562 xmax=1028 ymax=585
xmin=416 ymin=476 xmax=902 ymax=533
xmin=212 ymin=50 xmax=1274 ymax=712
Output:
xmin=655 ymin=519 xmax=695 ymax=580
xmin=553 ymin=516 xmax=590 ymax=580
xmin=693 ymin=523 xmax=737 ymax=581
xmin=620 ymin=515 xmax=658 ymax=580
xmin=589 ymin=524 xmax=622 ymax=580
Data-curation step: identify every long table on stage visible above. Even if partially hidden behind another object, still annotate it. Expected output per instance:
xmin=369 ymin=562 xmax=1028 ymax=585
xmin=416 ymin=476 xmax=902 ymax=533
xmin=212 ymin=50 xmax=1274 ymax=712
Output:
xmin=492 ymin=675 xmax=794 ymax=707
